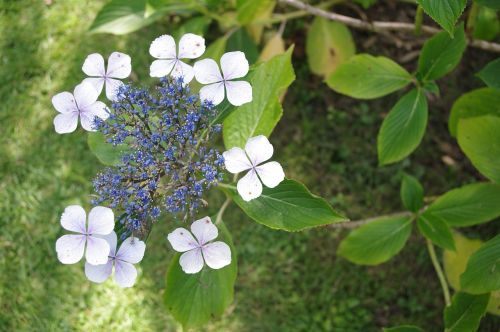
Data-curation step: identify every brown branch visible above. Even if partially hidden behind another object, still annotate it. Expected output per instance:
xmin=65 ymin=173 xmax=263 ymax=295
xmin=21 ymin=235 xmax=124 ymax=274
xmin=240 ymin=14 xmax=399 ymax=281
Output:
xmin=279 ymin=0 xmax=500 ymax=53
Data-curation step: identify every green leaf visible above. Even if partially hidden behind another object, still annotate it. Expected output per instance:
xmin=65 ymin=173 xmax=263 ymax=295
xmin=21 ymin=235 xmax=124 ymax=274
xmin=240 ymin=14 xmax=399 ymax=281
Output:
xmin=173 ymin=16 xmax=211 ymax=39
xmin=306 ymin=17 xmax=355 ymax=77
xmin=220 ymin=179 xmax=347 ymax=231
xmin=416 ymin=0 xmax=467 ymax=36
xmin=236 ymin=0 xmax=275 ymax=25
xmin=326 ymin=54 xmax=412 ymax=99
xmin=377 ymin=89 xmax=428 ymax=165
xmin=417 ymin=24 xmax=466 ymax=81
xmin=383 ymin=326 xmax=424 ymax=332
xmin=477 ymin=0 xmax=500 ymax=10
xmin=461 ymin=234 xmax=500 ymax=294
xmin=443 ymin=232 xmax=500 ymax=316
xmin=477 ymin=58 xmax=500 ymax=89
xmin=353 ymin=0 xmax=377 ymax=9
xmin=338 ymin=215 xmax=413 ymax=265
xmin=89 ymin=0 xmax=192 ymax=35
xmin=444 ymin=292 xmax=490 ymax=332
xmin=223 ymin=47 xmax=295 ymax=149
xmin=448 ymin=87 xmax=500 ymax=137
xmin=457 ymin=116 xmax=500 ymax=183
xmin=473 ymin=6 xmax=500 ymax=41
xmin=423 ymin=183 xmax=500 ymax=227
xmin=87 ymin=132 xmax=130 ymax=166
xmin=400 ymin=174 xmax=424 ymax=212
xmin=226 ymin=29 xmax=259 ymax=64
xmin=164 ymin=221 xmax=237 ymax=329
xmin=417 ymin=214 xmax=455 ymax=250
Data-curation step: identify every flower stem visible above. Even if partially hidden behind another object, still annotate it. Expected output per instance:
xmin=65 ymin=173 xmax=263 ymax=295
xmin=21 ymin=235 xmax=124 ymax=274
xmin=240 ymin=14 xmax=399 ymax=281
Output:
xmin=426 ymin=239 xmax=451 ymax=306
xmin=414 ymin=5 xmax=423 ymax=36
xmin=215 ymin=197 xmax=232 ymax=225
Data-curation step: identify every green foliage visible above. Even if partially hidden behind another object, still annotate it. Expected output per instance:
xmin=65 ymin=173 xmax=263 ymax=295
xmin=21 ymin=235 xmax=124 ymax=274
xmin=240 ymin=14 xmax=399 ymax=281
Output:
xmin=383 ymin=326 xmax=424 ymax=332
xmin=221 ymin=179 xmax=347 ymax=231
xmin=226 ymin=29 xmax=259 ymax=64
xmin=173 ymin=16 xmax=212 ymax=39
xmin=422 ymin=183 xmax=500 ymax=227
xmin=417 ymin=214 xmax=455 ymax=250
xmin=400 ymin=174 xmax=424 ymax=213
xmin=444 ymin=292 xmax=490 ymax=332
xmin=377 ymin=89 xmax=428 ymax=165
xmin=87 ymin=132 xmax=130 ymax=166
xmin=457 ymin=116 xmax=500 ymax=183
xmin=460 ymin=235 xmax=500 ymax=294
xmin=448 ymin=87 xmax=500 ymax=137
xmin=477 ymin=58 xmax=500 ymax=89
xmin=337 ymin=216 xmax=413 ymax=265
xmin=477 ymin=0 xmax=500 ymax=10
xmin=164 ymin=222 xmax=237 ymax=329
xmin=326 ymin=54 xmax=412 ymax=99
xmin=89 ymin=0 xmax=192 ymax=35
xmin=306 ymin=17 xmax=355 ymax=77
xmin=417 ymin=24 xmax=466 ymax=82
xmin=473 ymin=6 xmax=500 ymax=41
xmin=416 ymin=0 xmax=467 ymax=36
xmin=236 ymin=0 xmax=275 ymax=25
xmin=353 ymin=0 xmax=378 ymax=9
xmin=223 ymin=47 xmax=295 ymax=149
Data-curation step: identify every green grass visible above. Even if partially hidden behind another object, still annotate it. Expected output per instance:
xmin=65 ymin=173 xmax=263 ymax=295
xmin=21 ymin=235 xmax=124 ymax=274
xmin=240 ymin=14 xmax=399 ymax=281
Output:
xmin=0 ymin=1 xmax=499 ymax=331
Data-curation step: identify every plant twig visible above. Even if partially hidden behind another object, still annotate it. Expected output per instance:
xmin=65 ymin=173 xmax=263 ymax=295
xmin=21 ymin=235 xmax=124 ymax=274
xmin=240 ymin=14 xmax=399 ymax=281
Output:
xmin=278 ymin=0 xmax=500 ymax=53
xmin=215 ymin=197 xmax=232 ymax=225
xmin=426 ymin=239 xmax=451 ymax=306
xmin=329 ymin=211 xmax=413 ymax=229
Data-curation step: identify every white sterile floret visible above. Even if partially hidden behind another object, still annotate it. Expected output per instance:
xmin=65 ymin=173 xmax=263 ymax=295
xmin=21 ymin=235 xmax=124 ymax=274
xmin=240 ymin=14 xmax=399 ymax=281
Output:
xmin=82 ymin=52 xmax=132 ymax=101
xmin=55 ymin=205 xmax=115 ymax=265
xmin=85 ymin=231 xmax=146 ymax=288
xmin=149 ymin=33 xmax=206 ymax=83
xmin=223 ymin=135 xmax=285 ymax=201
xmin=193 ymin=51 xmax=252 ymax=106
xmin=52 ymin=82 xmax=109 ymax=134
xmin=167 ymin=217 xmax=231 ymax=274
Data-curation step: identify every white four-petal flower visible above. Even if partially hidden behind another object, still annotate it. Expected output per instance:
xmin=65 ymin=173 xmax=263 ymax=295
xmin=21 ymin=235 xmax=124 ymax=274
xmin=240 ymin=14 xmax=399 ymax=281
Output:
xmin=85 ymin=231 xmax=146 ymax=288
xmin=167 ymin=217 xmax=231 ymax=274
xmin=55 ymin=205 xmax=115 ymax=265
xmin=82 ymin=52 xmax=132 ymax=101
xmin=223 ymin=135 xmax=285 ymax=201
xmin=149 ymin=33 xmax=206 ymax=83
xmin=52 ymin=82 xmax=109 ymax=134
xmin=193 ymin=51 xmax=252 ymax=106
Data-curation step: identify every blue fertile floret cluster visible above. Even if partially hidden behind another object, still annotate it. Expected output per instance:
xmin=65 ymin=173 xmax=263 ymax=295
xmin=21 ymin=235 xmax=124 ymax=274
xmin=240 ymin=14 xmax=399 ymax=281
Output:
xmin=92 ymin=78 xmax=224 ymax=235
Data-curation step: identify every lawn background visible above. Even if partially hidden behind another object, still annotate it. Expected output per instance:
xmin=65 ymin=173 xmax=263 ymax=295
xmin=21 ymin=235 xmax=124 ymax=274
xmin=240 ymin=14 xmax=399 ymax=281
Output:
xmin=1 ymin=0 xmax=499 ymax=331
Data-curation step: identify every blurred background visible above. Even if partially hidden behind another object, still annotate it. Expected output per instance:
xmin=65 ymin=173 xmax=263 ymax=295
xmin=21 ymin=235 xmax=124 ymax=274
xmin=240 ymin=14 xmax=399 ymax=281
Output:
xmin=1 ymin=0 xmax=499 ymax=331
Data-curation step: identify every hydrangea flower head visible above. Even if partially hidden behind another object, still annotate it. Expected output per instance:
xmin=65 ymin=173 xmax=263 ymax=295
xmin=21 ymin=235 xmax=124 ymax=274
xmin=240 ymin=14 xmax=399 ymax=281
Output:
xmin=167 ymin=217 xmax=231 ymax=274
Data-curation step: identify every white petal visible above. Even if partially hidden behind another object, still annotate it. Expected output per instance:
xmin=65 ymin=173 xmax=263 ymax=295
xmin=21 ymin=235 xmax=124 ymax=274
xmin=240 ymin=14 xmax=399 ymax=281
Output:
xmin=199 ymin=82 xmax=225 ymax=105
xmin=99 ymin=231 xmax=118 ymax=256
xmin=114 ymin=261 xmax=138 ymax=288
xmin=149 ymin=34 xmax=176 ymax=59
xmin=52 ymin=91 xmax=77 ymax=114
xmin=223 ymin=147 xmax=252 ymax=174
xmin=245 ymin=135 xmax=274 ymax=166
xmin=220 ymin=51 xmax=249 ymax=80
xmin=105 ymin=78 xmax=123 ymax=101
xmin=167 ymin=228 xmax=198 ymax=252
xmin=56 ymin=234 xmax=86 ymax=264
xmin=190 ymin=217 xmax=218 ymax=245
xmin=85 ymin=236 xmax=111 ymax=265
xmin=171 ymin=60 xmax=194 ymax=84
xmin=82 ymin=77 xmax=105 ymax=96
xmin=237 ymin=169 xmax=263 ymax=202
xmin=256 ymin=161 xmax=285 ymax=188
xmin=87 ymin=206 xmax=114 ymax=235
xmin=82 ymin=53 xmax=105 ymax=77
xmin=106 ymin=52 xmax=131 ymax=79
xmin=193 ymin=58 xmax=222 ymax=84
xmin=80 ymin=101 xmax=109 ymax=131
xmin=60 ymin=205 xmax=86 ymax=234
xmin=202 ymin=241 xmax=231 ymax=270
xmin=179 ymin=249 xmax=204 ymax=274
xmin=150 ymin=59 xmax=176 ymax=77
xmin=74 ymin=82 xmax=99 ymax=109
xmin=116 ymin=237 xmax=145 ymax=264
xmin=85 ymin=260 xmax=113 ymax=283
xmin=225 ymin=80 xmax=252 ymax=106
xmin=54 ymin=112 xmax=78 ymax=134
xmin=178 ymin=33 xmax=205 ymax=59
